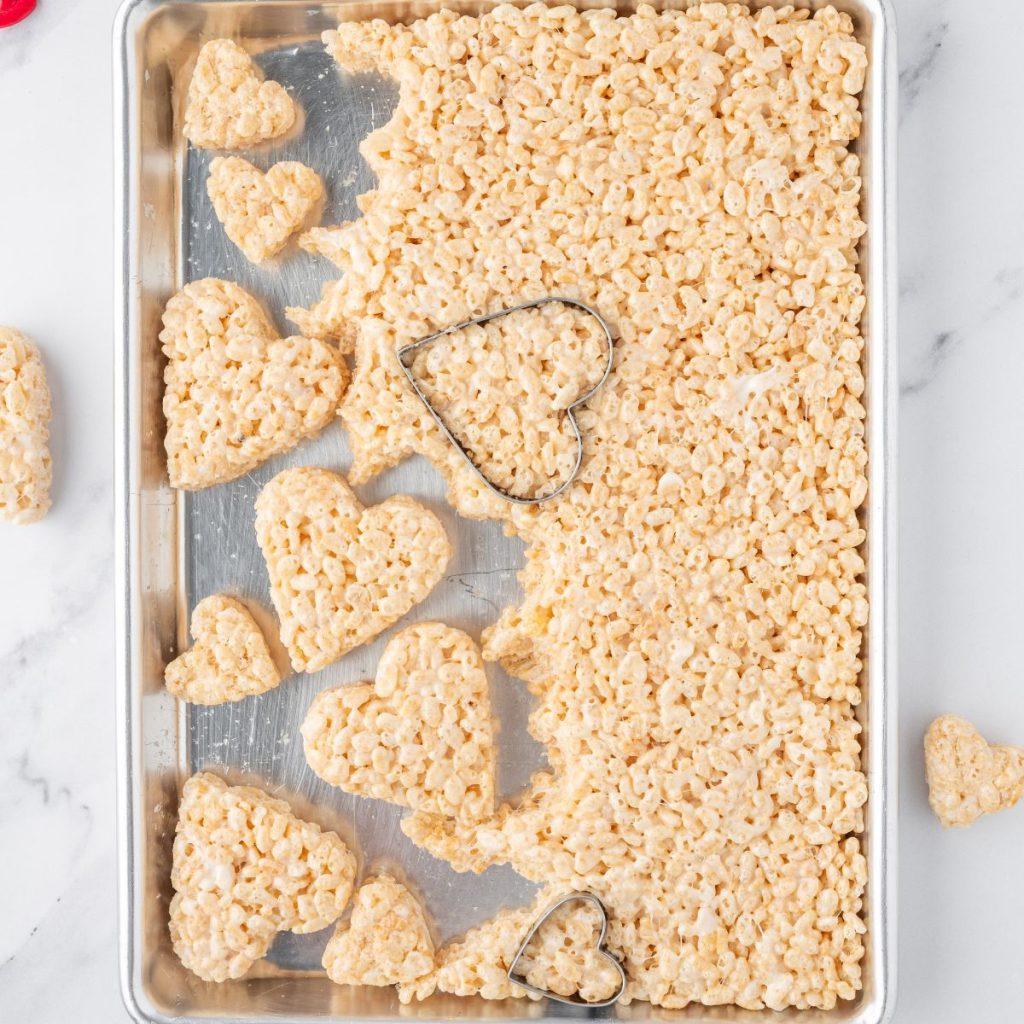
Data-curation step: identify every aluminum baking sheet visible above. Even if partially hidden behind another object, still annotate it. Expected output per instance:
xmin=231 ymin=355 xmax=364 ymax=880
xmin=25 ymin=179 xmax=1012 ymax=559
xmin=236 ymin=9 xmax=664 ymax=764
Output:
xmin=115 ymin=3 xmax=898 ymax=1022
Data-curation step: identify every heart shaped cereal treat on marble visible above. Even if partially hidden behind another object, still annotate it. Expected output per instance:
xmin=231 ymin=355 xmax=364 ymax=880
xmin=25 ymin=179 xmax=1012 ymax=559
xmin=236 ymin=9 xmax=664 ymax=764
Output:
xmin=301 ymin=622 xmax=494 ymax=820
xmin=322 ymin=874 xmax=434 ymax=988
xmin=160 ymin=278 xmax=347 ymax=490
xmin=925 ymin=715 xmax=1024 ymax=828
xmin=164 ymin=594 xmax=281 ymax=705
xmin=184 ymin=39 xmax=297 ymax=150
xmin=0 ymin=326 xmax=51 ymax=524
xmin=169 ymin=772 xmax=356 ymax=982
xmin=255 ymin=468 xmax=451 ymax=673
xmin=208 ymin=157 xmax=323 ymax=264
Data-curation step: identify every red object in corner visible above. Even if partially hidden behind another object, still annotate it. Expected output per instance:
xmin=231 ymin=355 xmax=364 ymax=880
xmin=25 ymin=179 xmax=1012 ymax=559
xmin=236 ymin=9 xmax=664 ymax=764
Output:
xmin=0 ymin=0 xmax=36 ymax=30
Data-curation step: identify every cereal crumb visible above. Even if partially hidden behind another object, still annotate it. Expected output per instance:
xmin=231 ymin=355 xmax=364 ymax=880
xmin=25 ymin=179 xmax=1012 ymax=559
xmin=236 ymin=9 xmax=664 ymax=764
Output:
xmin=924 ymin=715 xmax=1024 ymax=828
xmin=0 ymin=327 xmax=51 ymax=524
xmin=165 ymin=594 xmax=281 ymax=704
xmin=184 ymin=39 xmax=297 ymax=150
xmin=160 ymin=278 xmax=347 ymax=490
xmin=323 ymin=875 xmax=434 ymax=987
xmin=169 ymin=772 xmax=356 ymax=982
xmin=207 ymin=157 xmax=323 ymax=263
xmin=254 ymin=467 xmax=452 ymax=673
xmin=302 ymin=622 xmax=494 ymax=821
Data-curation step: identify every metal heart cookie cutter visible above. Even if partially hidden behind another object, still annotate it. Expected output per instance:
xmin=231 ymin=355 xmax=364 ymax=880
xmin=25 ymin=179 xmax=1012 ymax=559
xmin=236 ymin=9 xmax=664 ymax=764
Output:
xmin=506 ymin=891 xmax=627 ymax=1008
xmin=396 ymin=297 xmax=615 ymax=505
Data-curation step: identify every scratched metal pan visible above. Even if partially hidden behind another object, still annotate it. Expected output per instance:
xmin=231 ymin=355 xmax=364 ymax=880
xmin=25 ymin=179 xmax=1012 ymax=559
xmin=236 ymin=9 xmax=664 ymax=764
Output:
xmin=114 ymin=1 xmax=898 ymax=1021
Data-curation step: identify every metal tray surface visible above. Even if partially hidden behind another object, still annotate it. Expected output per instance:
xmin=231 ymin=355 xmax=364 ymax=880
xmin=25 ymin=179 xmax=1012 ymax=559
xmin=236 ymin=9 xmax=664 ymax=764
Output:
xmin=114 ymin=2 xmax=898 ymax=1023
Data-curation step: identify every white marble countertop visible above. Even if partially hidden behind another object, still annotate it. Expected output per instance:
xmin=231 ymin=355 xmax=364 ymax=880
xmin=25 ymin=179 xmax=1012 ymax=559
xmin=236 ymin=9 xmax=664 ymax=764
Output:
xmin=1 ymin=0 xmax=1023 ymax=1021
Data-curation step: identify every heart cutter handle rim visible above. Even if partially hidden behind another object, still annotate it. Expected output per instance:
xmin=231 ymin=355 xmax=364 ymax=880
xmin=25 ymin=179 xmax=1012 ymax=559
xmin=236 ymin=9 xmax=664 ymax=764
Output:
xmin=396 ymin=296 xmax=615 ymax=506
xmin=505 ymin=890 xmax=627 ymax=1009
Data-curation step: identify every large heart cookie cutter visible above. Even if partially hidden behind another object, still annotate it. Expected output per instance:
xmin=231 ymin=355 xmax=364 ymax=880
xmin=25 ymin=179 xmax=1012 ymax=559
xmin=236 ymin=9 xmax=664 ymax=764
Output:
xmin=506 ymin=891 xmax=627 ymax=1008
xmin=396 ymin=297 xmax=615 ymax=505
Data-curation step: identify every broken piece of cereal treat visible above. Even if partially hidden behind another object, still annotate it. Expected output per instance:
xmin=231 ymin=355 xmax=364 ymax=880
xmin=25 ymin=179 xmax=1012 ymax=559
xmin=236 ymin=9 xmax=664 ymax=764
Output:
xmin=0 ymin=327 xmax=51 ymax=524
xmin=254 ymin=467 xmax=451 ymax=673
xmin=169 ymin=771 xmax=356 ymax=982
xmin=164 ymin=594 xmax=281 ymax=705
xmin=322 ymin=875 xmax=434 ymax=987
xmin=399 ymin=886 xmax=622 ymax=1005
xmin=301 ymin=623 xmax=494 ymax=821
xmin=207 ymin=157 xmax=324 ymax=264
xmin=925 ymin=715 xmax=1024 ymax=827
xmin=184 ymin=39 xmax=297 ymax=150
xmin=160 ymin=278 xmax=347 ymax=490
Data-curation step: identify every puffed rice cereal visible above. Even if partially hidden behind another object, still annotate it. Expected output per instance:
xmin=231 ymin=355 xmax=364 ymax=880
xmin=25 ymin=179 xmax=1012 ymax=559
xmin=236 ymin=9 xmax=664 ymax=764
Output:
xmin=322 ymin=874 xmax=434 ymax=987
xmin=400 ymin=886 xmax=622 ymax=1005
xmin=184 ymin=39 xmax=297 ymax=150
xmin=165 ymin=594 xmax=281 ymax=704
xmin=924 ymin=715 xmax=1024 ymax=828
xmin=160 ymin=278 xmax=347 ymax=490
xmin=302 ymin=623 xmax=494 ymax=821
xmin=208 ymin=157 xmax=324 ymax=264
xmin=169 ymin=771 xmax=356 ymax=982
xmin=254 ymin=467 xmax=452 ymax=673
xmin=307 ymin=2 xmax=871 ymax=1012
xmin=0 ymin=327 xmax=51 ymax=524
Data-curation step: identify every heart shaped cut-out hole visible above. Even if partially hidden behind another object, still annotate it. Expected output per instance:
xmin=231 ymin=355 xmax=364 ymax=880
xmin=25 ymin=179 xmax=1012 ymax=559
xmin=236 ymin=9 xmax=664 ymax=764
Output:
xmin=255 ymin=468 xmax=452 ymax=673
xmin=160 ymin=279 xmax=347 ymax=490
xmin=207 ymin=157 xmax=324 ymax=264
xmin=301 ymin=622 xmax=494 ymax=821
xmin=507 ymin=892 xmax=626 ymax=1007
xmin=184 ymin=39 xmax=298 ymax=150
xmin=925 ymin=715 xmax=1024 ymax=827
xmin=398 ymin=297 xmax=614 ymax=504
xmin=164 ymin=594 xmax=281 ymax=705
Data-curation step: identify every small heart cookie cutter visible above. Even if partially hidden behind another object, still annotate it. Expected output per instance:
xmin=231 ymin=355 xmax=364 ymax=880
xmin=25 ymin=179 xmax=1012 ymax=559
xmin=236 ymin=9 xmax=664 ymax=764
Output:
xmin=506 ymin=891 xmax=627 ymax=1008
xmin=396 ymin=297 xmax=615 ymax=505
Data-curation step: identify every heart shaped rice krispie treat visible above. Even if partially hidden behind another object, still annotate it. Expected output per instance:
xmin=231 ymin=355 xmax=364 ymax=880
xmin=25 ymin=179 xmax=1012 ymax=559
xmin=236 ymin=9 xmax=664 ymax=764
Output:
xmin=399 ymin=886 xmax=623 ymax=1005
xmin=924 ymin=715 xmax=1024 ymax=828
xmin=165 ymin=594 xmax=281 ymax=705
xmin=254 ymin=468 xmax=451 ymax=673
xmin=322 ymin=874 xmax=434 ymax=987
xmin=0 ymin=327 xmax=51 ymax=524
xmin=301 ymin=622 xmax=494 ymax=821
xmin=169 ymin=772 xmax=357 ymax=982
xmin=184 ymin=39 xmax=297 ymax=150
xmin=160 ymin=278 xmax=347 ymax=490
xmin=207 ymin=157 xmax=324 ymax=264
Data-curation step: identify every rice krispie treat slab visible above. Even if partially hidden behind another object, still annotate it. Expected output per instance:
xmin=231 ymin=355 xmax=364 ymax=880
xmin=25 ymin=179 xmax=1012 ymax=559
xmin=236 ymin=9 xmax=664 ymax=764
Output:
xmin=301 ymin=622 xmax=495 ymax=821
xmin=924 ymin=715 xmax=1024 ymax=828
xmin=165 ymin=594 xmax=281 ymax=705
xmin=207 ymin=157 xmax=324 ymax=264
xmin=160 ymin=278 xmax=347 ymax=490
xmin=295 ymin=2 xmax=872 ymax=1012
xmin=322 ymin=874 xmax=434 ymax=988
xmin=254 ymin=467 xmax=452 ymax=673
xmin=169 ymin=771 xmax=357 ymax=982
xmin=184 ymin=39 xmax=297 ymax=150
xmin=0 ymin=326 xmax=51 ymax=524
